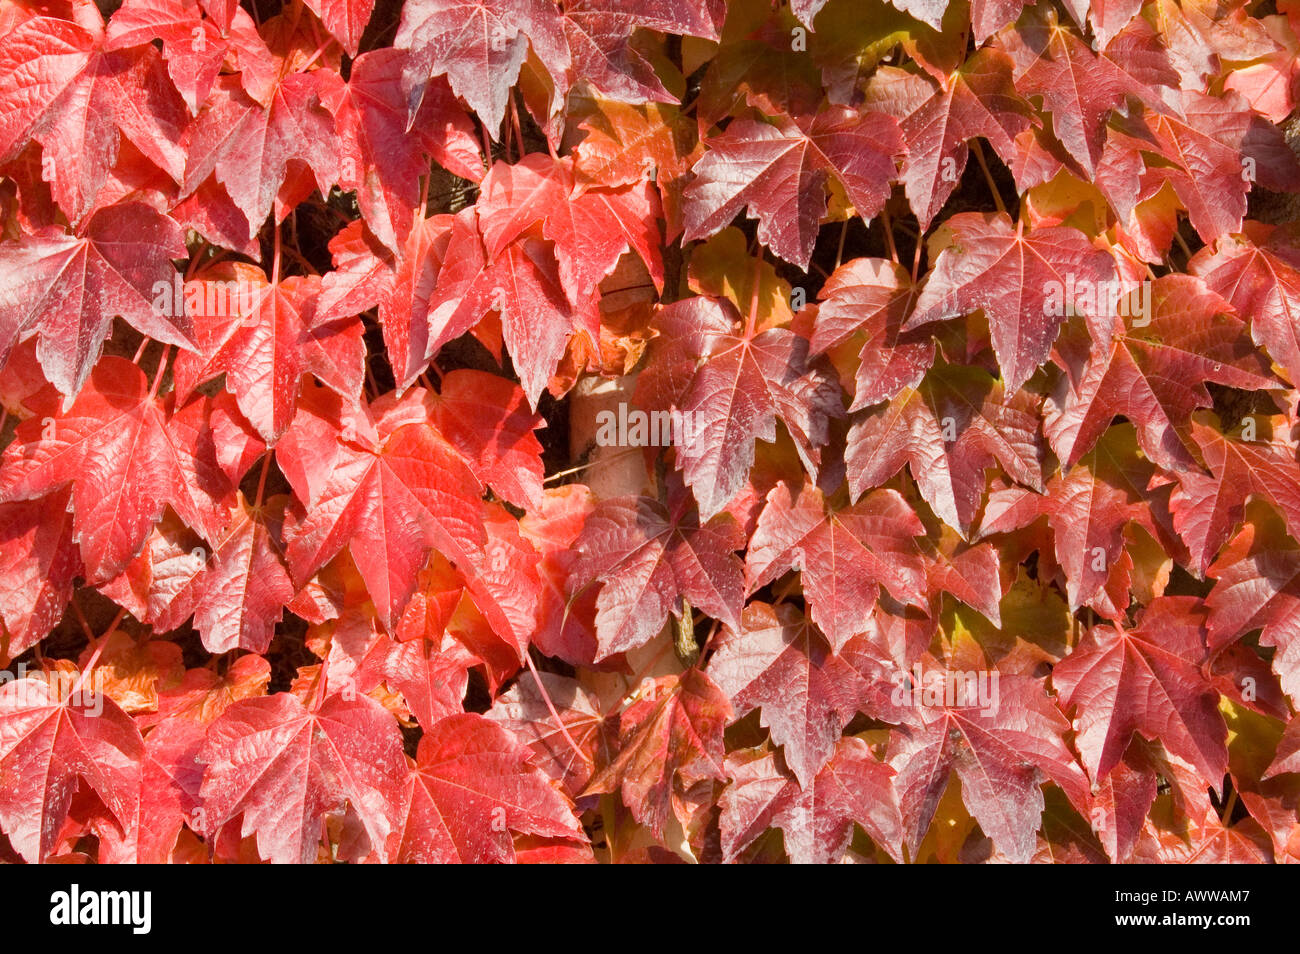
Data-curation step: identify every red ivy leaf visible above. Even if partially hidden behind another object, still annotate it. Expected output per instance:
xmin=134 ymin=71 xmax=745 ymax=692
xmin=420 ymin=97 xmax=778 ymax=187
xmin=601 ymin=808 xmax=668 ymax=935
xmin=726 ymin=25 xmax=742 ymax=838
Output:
xmin=394 ymin=712 xmax=585 ymax=862
xmin=0 ymin=674 xmax=144 ymax=863
xmin=720 ymin=740 xmax=904 ymax=864
xmin=1053 ymin=596 xmax=1228 ymax=786
xmin=569 ymin=492 xmax=744 ymax=659
xmin=199 ymin=692 xmax=408 ymax=864
xmin=906 ymin=211 xmax=1117 ymax=392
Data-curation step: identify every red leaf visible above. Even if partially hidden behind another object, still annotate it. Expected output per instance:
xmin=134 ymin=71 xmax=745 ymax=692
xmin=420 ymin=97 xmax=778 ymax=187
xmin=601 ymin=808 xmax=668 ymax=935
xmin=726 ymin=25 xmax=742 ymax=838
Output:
xmin=999 ymin=6 xmax=1172 ymax=176
xmin=1206 ymin=513 xmax=1300 ymax=708
xmin=394 ymin=712 xmax=585 ymax=862
xmin=394 ymin=0 xmax=571 ymax=134
xmin=569 ymin=492 xmax=744 ymax=659
xmin=1053 ymin=596 xmax=1228 ymax=786
xmin=708 ymin=601 xmax=870 ymax=787
xmin=181 ymin=72 xmax=342 ymax=234
xmin=720 ymin=740 xmax=904 ymax=864
xmin=93 ymin=716 xmax=205 ymax=864
xmin=898 ymin=49 xmax=1033 ymax=230
xmin=150 ymin=493 xmax=296 ymax=655
xmin=1171 ymin=418 xmax=1300 ymax=576
xmin=1047 ymin=276 xmax=1276 ymax=471
xmin=0 ymin=357 xmax=236 ymax=580
xmin=329 ymin=48 xmax=481 ymax=252
xmin=426 ymin=369 xmax=545 ymax=510
xmin=981 ymin=424 xmax=1171 ymax=616
xmin=683 ymin=110 xmax=904 ymax=269
xmin=278 ymin=384 xmax=486 ymax=629
xmin=199 ymin=692 xmax=408 ymax=863
xmin=0 ymin=673 xmax=144 ymax=863
xmin=175 ymin=271 xmax=364 ymax=443
xmin=560 ymin=0 xmax=718 ymax=103
xmin=585 ymin=669 xmax=731 ymax=838
xmin=486 ymin=671 xmax=605 ymax=796
xmin=426 ymin=209 xmax=601 ymax=405
xmin=746 ymin=481 xmax=927 ymax=651
xmin=888 ymin=671 xmax=1088 ymax=864
xmin=636 ymin=296 xmax=842 ymax=520
xmin=357 ymin=631 xmax=472 ymax=728
xmin=847 ymin=358 xmax=1044 ymax=534
xmin=302 ymin=0 xmax=375 ymax=57
xmin=811 ymin=257 xmax=931 ymax=409
xmin=0 ymin=16 xmax=96 ymax=164
xmin=104 ymin=0 xmax=230 ymax=114
xmin=906 ymin=211 xmax=1117 ymax=391
xmin=476 ymin=153 xmax=663 ymax=305
xmin=0 ymin=203 xmax=193 ymax=398
xmin=0 ymin=487 xmax=81 ymax=656
xmin=1191 ymin=226 xmax=1300 ymax=389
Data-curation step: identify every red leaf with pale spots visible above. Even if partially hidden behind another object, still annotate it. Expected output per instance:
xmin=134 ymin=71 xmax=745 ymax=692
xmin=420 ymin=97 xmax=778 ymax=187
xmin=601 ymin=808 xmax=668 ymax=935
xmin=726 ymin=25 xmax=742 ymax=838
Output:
xmin=0 ymin=203 xmax=193 ymax=398
xmin=683 ymin=110 xmax=904 ymax=269
xmin=568 ymin=492 xmax=744 ymax=660
xmin=746 ymin=481 xmax=927 ymax=652
xmin=720 ymin=740 xmax=904 ymax=864
xmin=0 ymin=487 xmax=80 ymax=656
xmin=1045 ymin=276 xmax=1275 ymax=472
xmin=847 ymin=358 xmax=1044 ymax=534
xmin=173 ymin=271 xmax=365 ymax=443
xmin=906 ymin=211 xmax=1117 ymax=391
xmin=0 ymin=358 xmax=239 ymax=581
xmin=199 ymin=692 xmax=408 ymax=864
xmin=708 ymin=601 xmax=870 ymax=787
xmin=394 ymin=712 xmax=585 ymax=862
xmin=1053 ymin=596 xmax=1227 ymax=786
xmin=0 ymin=674 xmax=144 ymax=863
xmin=888 ymin=670 xmax=1089 ymax=864
xmin=585 ymin=669 xmax=731 ymax=838
xmin=394 ymin=0 xmax=571 ymax=135
xmin=635 ymin=296 xmax=842 ymax=521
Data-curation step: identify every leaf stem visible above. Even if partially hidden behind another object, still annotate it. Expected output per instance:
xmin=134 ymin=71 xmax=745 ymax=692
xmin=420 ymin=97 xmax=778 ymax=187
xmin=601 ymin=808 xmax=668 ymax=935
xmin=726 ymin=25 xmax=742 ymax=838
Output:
xmin=744 ymin=250 xmax=763 ymax=339
xmin=147 ymin=345 xmax=173 ymax=400
xmin=1220 ymin=788 xmax=1238 ymax=827
xmin=543 ymin=446 xmax=642 ymax=484
xmin=272 ymin=223 xmax=282 ymax=286
xmin=524 ymin=651 xmax=593 ymax=766
xmin=70 ymin=607 xmax=126 ymax=696
xmin=879 ymin=206 xmax=898 ymax=265
xmin=254 ymin=452 xmax=272 ymax=508
xmin=509 ymin=94 xmax=525 ymax=162
xmin=479 ymin=119 xmax=495 ymax=173
xmin=186 ymin=240 xmax=209 ymax=281
xmin=834 ymin=218 xmax=849 ymax=271
xmin=970 ymin=139 xmax=1006 ymax=216
xmin=70 ymin=595 xmax=96 ymax=642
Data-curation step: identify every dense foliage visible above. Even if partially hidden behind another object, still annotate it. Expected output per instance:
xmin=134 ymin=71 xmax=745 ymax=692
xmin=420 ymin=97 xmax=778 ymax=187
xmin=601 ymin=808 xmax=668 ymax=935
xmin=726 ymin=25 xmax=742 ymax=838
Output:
xmin=2 ymin=0 xmax=1300 ymax=864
